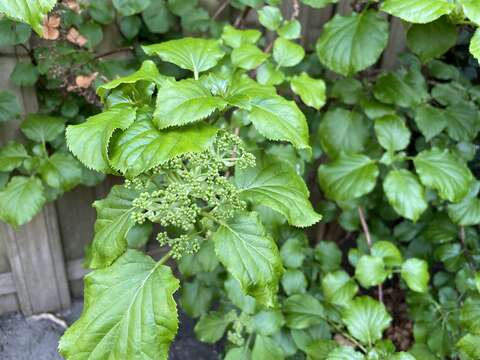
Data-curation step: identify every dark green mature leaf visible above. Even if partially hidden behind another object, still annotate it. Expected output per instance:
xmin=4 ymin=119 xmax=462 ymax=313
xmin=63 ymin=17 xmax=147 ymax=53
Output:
xmin=0 ymin=18 xmax=31 ymax=46
xmin=273 ymin=38 xmax=305 ymax=68
xmin=212 ymin=212 xmax=283 ymax=307
xmin=342 ymin=296 xmax=392 ymax=346
xmin=283 ymin=294 xmax=325 ymax=329
xmin=10 ymin=62 xmax=38 ymax=87
xmin=89 ymin=0 xmax=115 ymax=24
xmin=154 ymin=79 xmax=227 ymax=129
xmin=225 ymin=347 xmax=252 ymax=360
xmin=282 ymin=269 xmax=307 ymax=295
xmin=252 ymin=335 xmax=285 ymax=359
xmin=234 ymin=157 xmax=321 ymax=227
xmin=112 ymin=0 xmax=151 ymax=16
xmin=110 ymin=117 xmax=217 ymax=177
xmin=401 ymin=258 xmax=429 ymax=292
xmin=381 ymin=0 xmax=455 ymax=23
xmin=321 ymin=270 xmax=358 ymax=306
xmin=444 ymin=102 xmax=480 ymax=141
xmin=406 ymin=17 xmax=457 ymax=63
xmin=383 ymin=169 xmax=428 ymax=222
xmin=315 ymin=11 xmax=388 ymax=76
xmin=414 ymin=104 xmax=447 ymax=141
xmin=314 ymin=241 xmax=342 ymax=272
xmin=222 ymin=25 xmax=261 ymax=48
xmin=0 ymin=91 xmax=21 ymax=122
xmin=318 ymin=109 xmax=369 ymax=158
xmin=327 ymin=347 xmax=365 ymax=360
xmin=79 ymin=21 xmax=103 ymax=49
xmin=290 ymin=73 xmax=326 ymax=110
xmin=318 ymin=153 xmax=379 ymax=202
xmin=142 ymin=0 xmax=174 ymax=33
xmin=448 ymin=182 xmax=480 ymax=226
xmin=143 ymin=38 xmax=225 ymax=78
xmin=0 ymin=142 xmax=29 ymax=172
xmin=0 ymin=0 xmax=56 ymax=35
xmin=180 ymin=280 xmax=212 ymax=318
xmin=21 ymin=114 xmax=65 ymax=142
xmin=413 ymin=148 xmax=473 ymax=202
xmin=231 ymin=44 xmax=268 ymax=70
xmin=194 ymin=312 xmax=230 ymax=343
xmin=253 ymin=310 xmax=285 ymax=336
xmin=374 ymin=115 xmax=411 ymax=152
xmin=66 ymin=106 xmax=136 ymax=172
xmin=89 ymin=185 xmax=138 ymax=269
xmin=280 ymin=236 xmax=307 ymax=268
xmin=39 ymin=153 xmax=82 ymax=191
xmin=59 ymin=250 xmax=179 ymax=360
xmin=355 ymin=255 xmax=388 ymax=287
xmin=374 ymin=69 xmax=428 ymax=107
xmin=0 ymin=176 xmax=45 ymax=227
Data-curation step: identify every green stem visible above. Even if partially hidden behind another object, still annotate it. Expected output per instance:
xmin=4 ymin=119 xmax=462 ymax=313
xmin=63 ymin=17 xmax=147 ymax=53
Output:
xmin=158 ymin=251 xmax=172 ymax=265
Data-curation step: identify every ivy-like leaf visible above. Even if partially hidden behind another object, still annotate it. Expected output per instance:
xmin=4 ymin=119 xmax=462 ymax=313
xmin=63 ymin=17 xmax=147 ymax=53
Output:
xmin=0 ymin=0 xmax=56 ymax=35
xmin=355 ymin=255 xmax=388 ymax=288
xmin=321 ymin=270 xmax=358 ymax=307
xmin=290 ymin=73 xmax=326 ymax=110
xmin=283 ymin=294 xmax=325 ymax=329
xmin=381 ymin=0 xmax=455 ymax=24
xmin=39 ymin=153 xmax=83 ymax=191
xmin=273 ymin=38 xmax=305 ymax=68
xmin=142 ymin=38 xmax=225 ymax=78
xmin=59 ymin=250 xmax=179 ymax=360
xmin=413 ymin=148 xmax=473 ymax=202
xmin=414 ymin=104 xmax=447 ymax=141
xmin=448 ymin=182 xmax=480 ymax=226
xmin=401 ymin=258 xmax=429 ymax=293
xmin=258 ymin=6 xmax=283 ymax=31
xmin=231 ymin=44 xmax=269 ymax=70
xmin=21 ymin=114 xmax=65 ymax=143
xmin=0 ymin=176 xmax=45 ymax=227
xmin=0 ymin=142 xmax=29 ymax=172
xmin=444 ymin=102 xmax=480 ymax=142
xmin=153 ymin=78 xmax=227 ymax=129
xmin=383 ymin=169 xmax=428 ymax=222
xmin=66 ymin=106 xmax=136 ymax=172
xmin=212 ymin=212 xmax=283 ymax=307
xmin=317 ymin=153 xmax=379 ymax=202
xmin=234 ymin=157 xmax=321 ymax=227
xmin=315 ymin=11 xmax=388 ymax=76
xmin=0 ymin=91 xmax=21 ymax=122
xmin=89 ymin=185 xmax=138 ymax=269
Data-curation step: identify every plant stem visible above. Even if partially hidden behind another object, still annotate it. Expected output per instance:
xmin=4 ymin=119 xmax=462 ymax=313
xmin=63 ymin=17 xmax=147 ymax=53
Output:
xmin=291 ymin=0 xmax=300 ymax=20
xmin=158 ymin=251 xmax=172 ymax=265
xmin=212 ymin=0 xmax=229 ymax=20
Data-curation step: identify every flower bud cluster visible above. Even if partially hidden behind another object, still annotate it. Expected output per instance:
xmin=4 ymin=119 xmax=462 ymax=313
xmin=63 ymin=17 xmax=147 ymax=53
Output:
xmin=226 ymin=311 xmax=253 ymax=346
xmin=156 ymin=232 xmax=200 ymax=259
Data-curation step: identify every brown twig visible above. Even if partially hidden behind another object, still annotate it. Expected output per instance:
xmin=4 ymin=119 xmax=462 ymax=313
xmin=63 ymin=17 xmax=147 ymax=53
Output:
xmin=213 ymin=0 xmax=230 ymax=20
xmin=92 ymin=47 xmax=134 ymax=61
xmin=291 ymin=0 xmax=300 ymax=20
xmin=234 ymin=6 xmax=250 ymax=28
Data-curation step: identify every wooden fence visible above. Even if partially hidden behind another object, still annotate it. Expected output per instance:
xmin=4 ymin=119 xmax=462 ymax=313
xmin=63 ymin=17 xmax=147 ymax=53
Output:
xmin=0 ymin=0 xmax=405 ymax=315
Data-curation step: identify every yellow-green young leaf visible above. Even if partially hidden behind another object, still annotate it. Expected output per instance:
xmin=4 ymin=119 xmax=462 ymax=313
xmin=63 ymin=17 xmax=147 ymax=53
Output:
xmin=470 ymin=28 xmax=480 ymax=61
xmin=212 ymin=212 xmax=283 ymax=307
xmin=448 ymin=182 xmax=480 ymax=226
xmin=414 ymin=104 xmax=447 ymax=141
xmin=21 ymin=114 xmax=65 ymax=143
xmin=231 ymin=44 xmax=269 ymax=70
xmin=0 ymin=142 xmax=29 ymax=172
xmin=89 ymin=185 xmax=138 ymax=269
xmin=142 ymin=38 xmax=225 ymax=78
xmin=318 ymin=109 xmax=369 ymax=158
xmin=252 ymin=335 xmax=285 ymax=360
xmin=194 ymin=312 xmax=230 ymax=343
xmin=221 ymin=25 xmax=261 ymax=48
xmin=290 ymin=73 xmax=326 ymax=110
xmin=278 ymin=20 xmax=301 ymax=40
xmin=383 ymin=169 xmax=428 ymax=222
xmin=327 ymin=347 xmax=364 ymax=360
xmin=234 ymin=157 xmax=321 ymax=228
xmin=457 ymin=333 xmax=480 ymax=359
xmin=0 ymin=91 xmax=21 ymax=122
xmin=110 ymin=117 xmax=217 ymax=177
xmin=59 ymin=250 xmax=179 ymax=360
xmin=283 ymin=294 xmax=325 ymax=329
xmin=315 ymin=11 xmax=388 ymax=76
xmin=413 ymin=148 xmax=473 ymax=202
xmin=374 ymin=114 xmax=411 ymax=152
xmin=460 ymin=297 xmax=480 ymax=334
xmin=66 ymin=106 xmax=136 ymax=173
xmin=258 ymin=6 xmax=283 ymax=31
xmin=321 ymin=270 xmax=358 ymax=307
xmin=0 ymin=0 xmax=56 ymax=35
xmin=153 ymin=78 xmax=227 ymax=129
xmin=381 ymin=0 xmax=455 ymax=23
xmin=355 ymin=255 xmax=389 ymax=287
xmin=401 ymin=258 xmax=429 ymax=293
xmin=460 ymin=0 xmax=480 ymax=24
xmin=273 ymin=38 xmax=305 ymax=68
xmin=97 ymin=60 xmax=164 ymax=99
xmin=225 ymin=347 xmax=252 ymax=360
xmin=317 ymin=153 xmax=379 ymax=202
xmin=39 ymin=153 xmax=82 ymax=191
xmin=342 ymin=296 xmax=392 ymax=346
xmin=257 ymin=62 xmax=285 ymax=86
xmin=371 ymin=241 xmax=403 ymax=267
xmin=0 ymin=176 xmax=45 ymax=227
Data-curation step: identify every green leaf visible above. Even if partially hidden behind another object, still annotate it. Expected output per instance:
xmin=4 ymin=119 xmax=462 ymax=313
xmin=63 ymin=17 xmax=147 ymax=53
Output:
xmin=290 ymin=73 xmax=326 ymax=110
xmin=460 ymin=0 xmax=480 ymax=24
xmin=305 ymin=339 xmax=337 ymax=360
xmin=413 ymin=148 xmax=473 ymax=202
xmin=0 ymin=91 xmax=21 ymax=122
xmin=110 ymin=117 xmax=217 ymax=177
xmin=10 ymin=62 xmax=38 ymax=87
xmin=0 ymin=18 xmax=31 ymax=46
xmin=252 ymin=335 xmax=285 ymax=360
xmin=180 ymin=281 xmax=212 ymax=318
xmin=401 ymin=258 xmax=429 ymax=293
xmin=89 ymin=185 xmax=138 ymax=269
xmin=470 ymin=29 xmax=480 ymax=61
xmin=232 ymin=44 xmax=269 ymax=70
xmin=79 ymin=21 xmax=103 ymax=49
xmin=355 ymin=255 xmax=388 ymax=287
xmin=278 ymin=20 xmax=301 ymax=39
xmin=247 ymin=94 xmax=310 ymax=151
xmin=374 ymin=115 xmax=411 ymax=152
xmin=97 ymin=60 xmax=162 ymax=98
xmin=0 ymin=176 xmax=44 ymax=228
xmin=21 ymin=114 xmax=65 ymax=143
xmin=406 ymin=17 xmax=457 ymax=63
xmin=327 ymin=347 xmax=365 ymax=360
xmin=112 ymin=0 xmax=151 ymax=16
xmin=253 ymin=310 xmax=285 ymax=336
xmin=222 ymin=25 xmax=261 ymax=48
xmin=225 ymin=347 xmax=252 ymax=360
xmin=457 ymin=333 xmax=480 ymax=359
xmin=212 ymin=212 xmax=283 ymax=307
xmin=257 ymin=62 xmax=285 ymax=86
xmin=460 ymin=297 xmax=480 ymax=334
xmin=444 ymin=102 xmax=480 ymax=142
xmin=371 ymin=241 xmax=403 ymax=267
xmin=283 ymin=294 xmax=325 ymax=329
xmin=381 ymin=0 xmax=455 ymax=23
xmin=234 ymin=157 xmax=321 ymax=227
xmin=89 ymin=0 xmax=115 ymax=24
xmin=332 ymin=78 xmax=363 ymax=105
xmin=317 ymin=153 xmax=379 ymax=202
xmin=142 ymin=0 xmax=174 ymax=34
xmin=383 ymin=169 xmax=428 ymax=222
xmin=153 ymin=79 xmax=227 ymax=129
xmin=59 ymin=250 xmax=179 ymax=360
xmin=273 ymin=38 xmax=305 ymax=68
xmin=0 ymin=142 xmax=29 ymax=172
xmin=39 ymin=153 xmax=82 ymax=191
xmin=0 ymin=0 xmax=56 ymax=35
xmin=66 ymin=106 xmax=136 ymax=172
xmin=282 ymin=269 xmax=308 ymax=295
xmin=414 ymin=104 xmax=447 ymax=141
xmin=314 ymin=241 xmax=342 ymax=272
xmin=318 ymin=109 xmax=369 ymax=158
xmin=342 ymin=296 xmax=392 ymax=346
xmin=321 ymin=270 xmax=358 ymax=307
xmin=448 ymin=182 xmax=480 ymax=226
xmin=280 ymin=236 xmax=307 ymax=268
xmin=142 ymin=38 xmax=225 ymax=78
xmin=373 ymin=69 xmax=428 ymax=107
xmin=194 ymin=312 xmax=230 ymax=343
xmin=315 ymin=11 xmax=388 ymax=76
xmin=258 ymin=6 xmax=283 ymax=31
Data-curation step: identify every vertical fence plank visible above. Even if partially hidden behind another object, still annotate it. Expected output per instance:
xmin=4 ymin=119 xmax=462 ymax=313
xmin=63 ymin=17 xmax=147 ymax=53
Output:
xmin=381 ymin=18 xmax=406 ymax=69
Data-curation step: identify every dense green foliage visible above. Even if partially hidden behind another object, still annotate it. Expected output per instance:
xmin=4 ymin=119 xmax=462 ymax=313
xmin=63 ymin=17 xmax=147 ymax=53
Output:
xmin=1 ymin=0 xmax=480 ymax=359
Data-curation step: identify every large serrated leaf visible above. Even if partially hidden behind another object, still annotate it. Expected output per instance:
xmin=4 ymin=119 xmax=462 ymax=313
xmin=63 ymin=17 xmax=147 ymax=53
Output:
xmin=381 ymin=0 xmax=455 ymax=24
xmin=39 ymin=153 xmax=83 ymax=191
xmin=59 ymin=250 xmax=179 ymax=360
xmin=0 ymin=0 xmax=56 ymax=35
